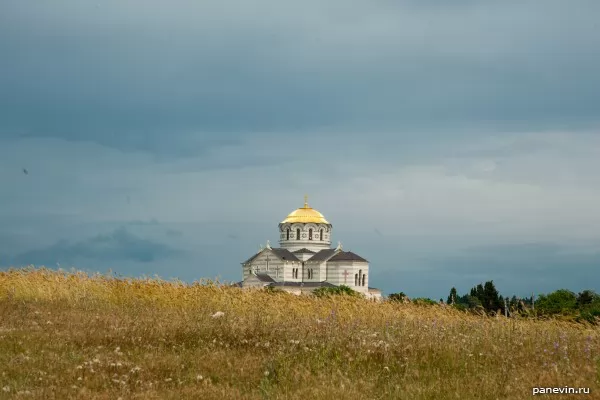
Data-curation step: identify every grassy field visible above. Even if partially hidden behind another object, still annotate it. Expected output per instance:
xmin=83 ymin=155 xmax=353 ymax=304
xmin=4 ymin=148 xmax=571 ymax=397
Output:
xmin=1 ymin=268 xmax=598 ymax=399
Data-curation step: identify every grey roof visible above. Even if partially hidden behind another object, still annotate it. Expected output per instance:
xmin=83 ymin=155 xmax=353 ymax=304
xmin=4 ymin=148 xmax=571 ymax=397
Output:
xmin=306 ymin=248 xmax=338 ymax=262
xmin=242 ymin=247 xmax=300 ymax=264
xmin=328 ymin=251 xmax=368 ymax=262
xmin=269 ymin=281 xmax=338 ymax=288
xmin=270 ymin=248 xmax=300 ymax=262
xmin=255 ymin=273 xmax=276 ymax=283
xmin=292 ymin=248 xmax=316 ymax=254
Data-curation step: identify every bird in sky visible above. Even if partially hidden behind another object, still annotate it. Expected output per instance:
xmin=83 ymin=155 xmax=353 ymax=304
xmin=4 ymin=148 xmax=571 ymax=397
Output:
xmin=22 ymin=168 xmax=28 ymax=175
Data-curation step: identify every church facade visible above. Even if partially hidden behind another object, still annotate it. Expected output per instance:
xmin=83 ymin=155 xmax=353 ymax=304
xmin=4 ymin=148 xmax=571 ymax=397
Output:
xmin=236 ymin=197 xmax=382 ymax=300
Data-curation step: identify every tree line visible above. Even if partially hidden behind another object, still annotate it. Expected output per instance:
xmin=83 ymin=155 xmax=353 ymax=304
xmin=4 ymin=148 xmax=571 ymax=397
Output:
xmin=389 ymin=281 xmax=600 ymax=324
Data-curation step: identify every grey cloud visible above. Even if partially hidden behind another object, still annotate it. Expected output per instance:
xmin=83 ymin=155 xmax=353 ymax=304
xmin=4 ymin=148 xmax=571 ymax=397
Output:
xmin=11 ymin=227 xmax=182 ymax=267
xmin=1 ymin=1 xmax=599 ymax=157
xmin=165 ymin=229 xmax=183 ymax=238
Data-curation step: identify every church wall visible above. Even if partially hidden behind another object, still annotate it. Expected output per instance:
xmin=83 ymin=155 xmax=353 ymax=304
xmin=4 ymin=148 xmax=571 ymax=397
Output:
xmin=242 ymin=275 xmax=270 ymax=289
xmin=326 ymin=261 xmax=370 ymax=292
xmin=278 ymin=222 xmax=332 ymax=252
xmin=242 ymin=251 xmax=298 ymax=281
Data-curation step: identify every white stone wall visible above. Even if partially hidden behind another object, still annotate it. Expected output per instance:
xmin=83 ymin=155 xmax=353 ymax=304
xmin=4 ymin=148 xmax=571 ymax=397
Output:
xmin=242 ymin=250 xmax=300 ymax=282
xmin=278 ymin=222 xmax=332 ymax=252
xmin=325 ymin=261 xmax=369 ymax=293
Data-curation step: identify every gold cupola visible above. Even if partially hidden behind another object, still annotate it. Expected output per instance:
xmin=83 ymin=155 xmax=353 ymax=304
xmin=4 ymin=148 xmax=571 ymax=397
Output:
xmin=281 ymin=196 xmax=330 ymax=224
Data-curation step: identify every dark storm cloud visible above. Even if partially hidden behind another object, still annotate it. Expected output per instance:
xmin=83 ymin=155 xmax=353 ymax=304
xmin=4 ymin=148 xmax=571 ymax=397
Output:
xmin=11 ymin=227 xmax=182 ymax=266
xmin=374 ymin=242 xmax=600 ymax=299
xmin=1 ymin=1 xmax=599 ymax=157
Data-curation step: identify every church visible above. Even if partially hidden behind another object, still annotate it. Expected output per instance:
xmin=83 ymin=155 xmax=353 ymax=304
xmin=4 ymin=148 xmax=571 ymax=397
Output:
xmin=235 ymin=197 xmax=382 ymax=300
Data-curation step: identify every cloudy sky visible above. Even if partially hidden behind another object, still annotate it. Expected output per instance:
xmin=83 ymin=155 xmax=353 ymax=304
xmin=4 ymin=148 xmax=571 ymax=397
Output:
xmin=1 ymin=0 xmax=600 ymax=299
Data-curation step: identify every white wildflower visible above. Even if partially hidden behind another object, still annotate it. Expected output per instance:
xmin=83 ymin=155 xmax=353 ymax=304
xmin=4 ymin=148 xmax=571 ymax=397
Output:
xmin=211 ymin=311 xmax=225 ymax=318
xmin=196 ymin=375 xmax=203 ymax=381
xmin=2 ymin=386 xmax=10 ymax=393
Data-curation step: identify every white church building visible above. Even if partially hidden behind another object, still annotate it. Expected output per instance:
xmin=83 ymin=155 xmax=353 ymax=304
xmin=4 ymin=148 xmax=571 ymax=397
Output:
xmin=235 ymin=197 xmax=382 ymax=300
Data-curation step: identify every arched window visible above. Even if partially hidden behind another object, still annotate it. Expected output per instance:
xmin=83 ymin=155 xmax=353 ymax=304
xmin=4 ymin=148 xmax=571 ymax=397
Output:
xmin=362 ymin=274 xmax=366 ymax=286
xmin=296 ymin=228 xmax=301 ymax=240
xmin=320 ymin=229 xmax=323 ymax=241
xmin=309 ymin=228 xmax=313 ymax=240
xmin=355 ymin=274 xmax=358 ymax=286
xmin=286 ymin=229 xmax=290 ymax=240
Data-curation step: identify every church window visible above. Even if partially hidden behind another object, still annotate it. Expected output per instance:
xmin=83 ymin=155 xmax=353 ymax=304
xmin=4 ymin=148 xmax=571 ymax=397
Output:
xmin=362 ymin=274 xmax=366 ymax=286
xmin=296 ymin=228 xmax=300 ymax=240
xmin=354 ymin=274 xmax=358 ymax=286
xmin=286 ymin=229 xmax=290 ymax=240
xmin=309 ymin=229 xmax=313 ymax=240
xmin=320 ymin=229 xmax=323 ymax=241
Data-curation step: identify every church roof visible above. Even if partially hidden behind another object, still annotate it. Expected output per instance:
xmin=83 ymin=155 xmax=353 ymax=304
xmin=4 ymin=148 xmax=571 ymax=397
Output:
xmin=328 ymin=251 xmax=368 ymax=262
xmin=254 ymin=273 xmax=276 ymax=283
xmin=307 ymin=248 xmax=339 ymax=262
xmin=270 ymin=248 xmax=300 ymax=261
xmin=242 ymin=247 xmax=300 ymax=264
xmin=280 ymin=196 xmax=330 ymax=224
xmin=292 ymin=248 xmax=316 ymax=254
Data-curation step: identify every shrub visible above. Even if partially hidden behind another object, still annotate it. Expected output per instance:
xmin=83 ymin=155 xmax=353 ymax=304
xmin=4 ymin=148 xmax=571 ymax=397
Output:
xmin=312 ymin=285 xmax=362 ymax=298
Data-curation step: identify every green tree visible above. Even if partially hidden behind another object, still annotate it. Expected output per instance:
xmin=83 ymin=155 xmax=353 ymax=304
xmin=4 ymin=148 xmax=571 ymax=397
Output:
xmin=313 ymin=285 xmax=361 ymax=298
xmin=388 ymin=292 xmax=408 ymax=302
xmin=536 ymin=289 xmax=577 ymax=315
xmin=577 ymin=290 xmax=598 ymax=307
xmin=447 ymin=287 xmax=458 ymax=305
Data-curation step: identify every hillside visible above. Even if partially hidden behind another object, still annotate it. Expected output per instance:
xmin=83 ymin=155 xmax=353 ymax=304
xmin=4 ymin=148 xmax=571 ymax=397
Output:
xmin=0 ymin=268 xmax=598 ymax=399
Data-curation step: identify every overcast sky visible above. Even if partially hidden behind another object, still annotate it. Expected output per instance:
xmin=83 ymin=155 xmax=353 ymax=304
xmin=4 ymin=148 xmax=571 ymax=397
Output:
xmin=1 ymin=1 xmax=600 ymax=299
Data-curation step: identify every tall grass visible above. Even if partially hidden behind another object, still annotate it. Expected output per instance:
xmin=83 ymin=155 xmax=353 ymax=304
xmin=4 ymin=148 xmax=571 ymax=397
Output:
xmin=1 ymin=267 xmax=598 ymax=399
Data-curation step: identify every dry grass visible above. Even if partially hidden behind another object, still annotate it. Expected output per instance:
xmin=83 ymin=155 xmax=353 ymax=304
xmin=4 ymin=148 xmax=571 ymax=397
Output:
xmin=0 ymin=267 xmax=598 ymax=400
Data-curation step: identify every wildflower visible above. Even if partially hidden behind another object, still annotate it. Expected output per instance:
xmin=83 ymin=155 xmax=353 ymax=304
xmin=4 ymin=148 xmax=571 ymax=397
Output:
xmin=165 ymin=378 xmax=172 ymax=382
xmin=77 ymin=377 xmax=82 ymax=381
xmin=264 ymin=371 xmax=270 ymax=376
xmin=2 ymin=386 xmax=10 ymax=393
xmin=383 ymin=366 xmax=390 ymax=372
xmin=196 ymin=375 xmax=203 ymax=381
xmin=211 ymin=311 xmax=225 ymax=318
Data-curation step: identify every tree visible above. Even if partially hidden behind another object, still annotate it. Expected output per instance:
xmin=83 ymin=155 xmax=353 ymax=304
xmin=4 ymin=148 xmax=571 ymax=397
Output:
xmin=535 ymin=290 xmax=577 ymax=315
xmin=468 ymin=281 xmax=503 ymax=314
xmin=388 ymin=292 xmax=408 ymax=302
xmin=447 ymin=287 xmax=458 ymax=305
xmin=577 ymin=290 xmax=598 ymax=307
xmin=313 ymin=285 xmax=361 ymax=298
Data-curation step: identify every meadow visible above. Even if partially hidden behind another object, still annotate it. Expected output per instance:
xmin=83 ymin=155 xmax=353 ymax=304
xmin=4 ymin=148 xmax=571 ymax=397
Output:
xmin=0 ymin=267 xmax=598 ymax=399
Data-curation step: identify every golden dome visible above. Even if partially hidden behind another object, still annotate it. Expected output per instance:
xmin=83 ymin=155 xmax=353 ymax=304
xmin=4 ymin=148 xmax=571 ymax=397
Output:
xmin=281 ymin=196 xmax=330 ymax=224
